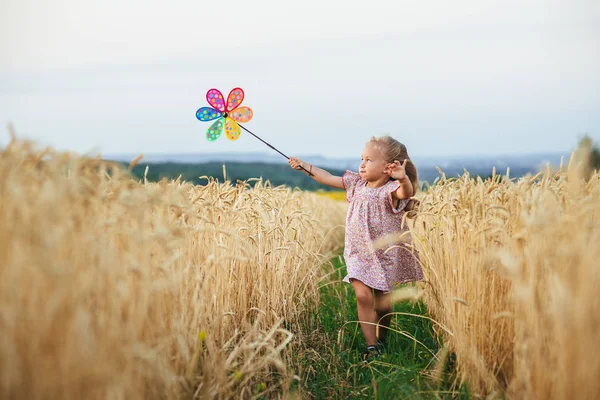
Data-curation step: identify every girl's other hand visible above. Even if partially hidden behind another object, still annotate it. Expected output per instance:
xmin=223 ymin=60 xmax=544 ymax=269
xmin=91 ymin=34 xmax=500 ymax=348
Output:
xmin=387 ymin=159 xmax=408 ymax=181
xmin=289 ymin=157 xmax=304 ymax=171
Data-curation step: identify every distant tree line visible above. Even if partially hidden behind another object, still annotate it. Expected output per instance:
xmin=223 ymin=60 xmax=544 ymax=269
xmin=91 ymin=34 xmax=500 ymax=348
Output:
xmin=125 ymin=161 xmax=346 ymax=191
xmin=590 ymin=141 xmax=600 ymax=170
xmin=120 ymin=136 xmax=599 ymax=191
xmin=122 ymin=161 xmax=552 ymax=191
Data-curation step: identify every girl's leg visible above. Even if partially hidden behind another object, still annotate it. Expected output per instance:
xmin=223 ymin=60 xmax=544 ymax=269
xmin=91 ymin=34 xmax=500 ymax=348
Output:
xmin=351 ymin=279 xmax=378 ymax=346
xmin=373 ymin=291 xmax=392 ymax=344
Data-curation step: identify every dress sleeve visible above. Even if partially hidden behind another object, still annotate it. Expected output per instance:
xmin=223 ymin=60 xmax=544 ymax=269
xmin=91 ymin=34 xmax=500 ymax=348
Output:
xmin=342 ymin=170 xmax=361 ymax=203
xmin=387 ymin=180 xmax=411 ymax=214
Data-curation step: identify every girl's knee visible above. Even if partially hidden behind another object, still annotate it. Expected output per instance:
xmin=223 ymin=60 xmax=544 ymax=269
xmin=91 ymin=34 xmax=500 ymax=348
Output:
xmin=355 ymin=290 xmax=373 ymax=306
xmin=374 ymin=293 xmax=392 ymax=315
xmin=375 ymin=305 xmax=392 ymax=316
xmin=352 ymin=282 xmax=373 ymax=306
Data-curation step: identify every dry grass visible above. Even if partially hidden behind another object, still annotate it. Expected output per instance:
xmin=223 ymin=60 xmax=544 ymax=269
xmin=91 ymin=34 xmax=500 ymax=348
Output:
xmin=0 ymin=137 xmax=346 ymax=399
xmin=413 ymin=147 xmax=600 ymax=398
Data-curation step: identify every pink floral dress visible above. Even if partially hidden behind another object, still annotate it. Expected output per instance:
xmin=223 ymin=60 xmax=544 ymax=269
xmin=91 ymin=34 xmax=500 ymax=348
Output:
xmin=342 ymin=171 xmax=424 ymax=292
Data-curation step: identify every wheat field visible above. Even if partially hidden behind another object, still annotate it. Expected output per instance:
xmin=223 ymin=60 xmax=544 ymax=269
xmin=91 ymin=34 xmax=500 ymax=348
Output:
xmin=413 ymin=143 xmax=599 ymax=399
xmin=0 ymin=137 xmax=346 ymax=399
xmin=1 ymin=134 xmax=598 ymax=399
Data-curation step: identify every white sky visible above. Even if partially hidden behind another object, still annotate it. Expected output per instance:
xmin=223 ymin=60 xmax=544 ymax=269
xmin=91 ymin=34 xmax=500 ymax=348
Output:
xmin=0 ymin=0 xmax=599 ymax=159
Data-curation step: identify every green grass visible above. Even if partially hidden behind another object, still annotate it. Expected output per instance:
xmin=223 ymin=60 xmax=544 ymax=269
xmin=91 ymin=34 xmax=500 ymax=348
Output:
xmin=291 ymin=254 xmax=470 ymax=399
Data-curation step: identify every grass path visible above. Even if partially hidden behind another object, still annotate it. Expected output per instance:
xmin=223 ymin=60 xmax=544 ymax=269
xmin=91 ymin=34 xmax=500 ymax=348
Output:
xmin=291 ymin=254 xmax=470 ymax=399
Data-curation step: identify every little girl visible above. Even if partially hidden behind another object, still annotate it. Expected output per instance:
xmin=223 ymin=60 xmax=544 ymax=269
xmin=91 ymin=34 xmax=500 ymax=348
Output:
xmin=289 ymin=135 xmax=424 ymax=361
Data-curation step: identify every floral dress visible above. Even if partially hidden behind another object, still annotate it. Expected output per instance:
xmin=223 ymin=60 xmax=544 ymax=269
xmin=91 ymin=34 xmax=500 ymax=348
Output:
xmin=342 ymin=171 xmax=424 ymax=292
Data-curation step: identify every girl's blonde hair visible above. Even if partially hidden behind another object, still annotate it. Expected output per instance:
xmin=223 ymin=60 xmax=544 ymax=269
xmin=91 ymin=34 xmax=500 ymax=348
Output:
xmin=368 ymin=135 xmax=419 ymax=211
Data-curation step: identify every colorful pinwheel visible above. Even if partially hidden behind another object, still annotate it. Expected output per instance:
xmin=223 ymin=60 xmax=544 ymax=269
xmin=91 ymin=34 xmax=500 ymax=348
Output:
xmin=195 ymin=87 xmax=313 ymax=176
xmin=195 ymin=88 xmax=253 ymax=141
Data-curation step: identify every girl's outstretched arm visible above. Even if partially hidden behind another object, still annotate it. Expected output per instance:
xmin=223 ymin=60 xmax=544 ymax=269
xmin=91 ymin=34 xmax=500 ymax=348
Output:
xmin=288 ymin=157 xmax=344 ymax=190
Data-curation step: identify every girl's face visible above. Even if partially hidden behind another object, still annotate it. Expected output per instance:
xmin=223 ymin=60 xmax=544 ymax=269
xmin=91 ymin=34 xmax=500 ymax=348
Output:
xmin=359 ymin=143 xmax=389 ymax=181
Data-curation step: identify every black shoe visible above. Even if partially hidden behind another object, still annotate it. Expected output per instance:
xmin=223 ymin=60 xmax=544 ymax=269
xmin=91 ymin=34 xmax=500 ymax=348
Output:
xmin=361 ymin=345 xmax=381 ymax=363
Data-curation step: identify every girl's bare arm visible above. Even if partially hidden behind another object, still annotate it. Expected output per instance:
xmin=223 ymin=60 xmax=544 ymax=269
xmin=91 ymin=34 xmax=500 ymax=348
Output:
xmin=288 ymin=158 xmax=344 ymax=190
xmin=393 ymin=176 xmax=414 ymax=199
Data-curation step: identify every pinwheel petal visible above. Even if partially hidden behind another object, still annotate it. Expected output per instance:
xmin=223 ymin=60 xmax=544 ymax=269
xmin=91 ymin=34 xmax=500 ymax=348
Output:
xmin=226 ymin=87 xmax=244 ymax=112
xmin=224 ymin=118 xmax=241 ymax=141
xmin=196 ymin=107 xmax=222 ymax=122
xmin=206 ymin=118 xmax=224 ymax=142
xmin=229 ymin=106 xmax=253 ymax=123
xmin=206 ymin=89 xmax=226 ymax=112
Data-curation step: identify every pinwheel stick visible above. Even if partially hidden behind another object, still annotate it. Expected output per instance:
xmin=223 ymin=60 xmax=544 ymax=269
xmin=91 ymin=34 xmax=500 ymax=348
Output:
xmin=238 ymin=123 xmax=314 ymax=177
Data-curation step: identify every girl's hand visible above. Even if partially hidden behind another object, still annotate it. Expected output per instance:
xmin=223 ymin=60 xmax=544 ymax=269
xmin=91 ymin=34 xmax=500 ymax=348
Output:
xmin=288 ymin=157 xmax=305 ymax=171
xmin=387 ymin=159 xmax=409 ymax=181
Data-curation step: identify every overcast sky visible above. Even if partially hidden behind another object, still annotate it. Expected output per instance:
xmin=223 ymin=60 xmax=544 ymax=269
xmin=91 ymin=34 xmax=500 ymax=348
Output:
xmin=0 ymin=0 xmax=598 ymax=159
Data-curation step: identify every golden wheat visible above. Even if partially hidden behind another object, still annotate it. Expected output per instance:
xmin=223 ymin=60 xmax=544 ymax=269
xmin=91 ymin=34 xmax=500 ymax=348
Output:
xmin=413 ymin=149 xmax=599 ymax=398
xmin=3 ymin=132 xmax=599 ymax=399
xmin=0 ymin=138 xmax=346 ymax=399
